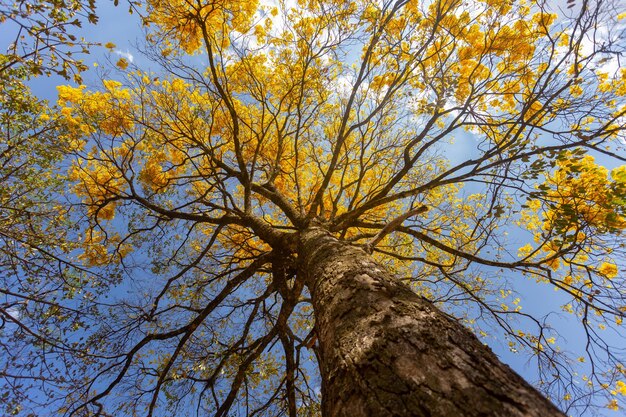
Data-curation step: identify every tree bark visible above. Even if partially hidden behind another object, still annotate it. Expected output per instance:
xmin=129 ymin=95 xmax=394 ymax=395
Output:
xmin=299 ymin=224 xmax=565 ymax=417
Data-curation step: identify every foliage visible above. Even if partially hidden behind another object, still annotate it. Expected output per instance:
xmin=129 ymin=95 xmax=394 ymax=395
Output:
xmin=2 ymin=0 xmax=626 ymax=416
xmin=0 ymin=0 xmax=97 ymax=82
xmin=0 ymin=1 xmax=124 ymax=415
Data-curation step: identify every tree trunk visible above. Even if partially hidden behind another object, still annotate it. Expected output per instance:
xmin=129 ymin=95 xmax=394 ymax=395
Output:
xmin=299 ymin=224 xmax=565 ymax=417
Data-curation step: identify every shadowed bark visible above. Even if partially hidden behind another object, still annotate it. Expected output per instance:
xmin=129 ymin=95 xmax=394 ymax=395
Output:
xmin=300 ymin=224 xmax=566 ymax=417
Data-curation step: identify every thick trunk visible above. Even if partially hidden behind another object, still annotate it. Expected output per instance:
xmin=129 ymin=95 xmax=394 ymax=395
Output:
xmin=299 ymin=225 xmax=565 ymax=417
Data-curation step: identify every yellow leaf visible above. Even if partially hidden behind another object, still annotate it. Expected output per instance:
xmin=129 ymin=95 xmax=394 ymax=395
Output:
xmin=116 ymin=58 xmax=129 ymax=70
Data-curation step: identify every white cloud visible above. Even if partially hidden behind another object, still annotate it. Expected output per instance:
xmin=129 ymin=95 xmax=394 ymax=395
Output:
xmin=114 ymin=49 xmax=134 ymax=63
xmin=332 ymin=73 xmax=357 ymax=99
xmin=5 ymin=306 xmax=21 ymax=320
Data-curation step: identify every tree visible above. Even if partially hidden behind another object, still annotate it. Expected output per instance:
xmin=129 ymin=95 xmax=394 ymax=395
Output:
xmin=0 ymin=1 xmax=127 ymax=415
xmin=0 ymin=0 xmax=142 ymax=81
xmin=2 ymin=0 xmax=626 ymax=416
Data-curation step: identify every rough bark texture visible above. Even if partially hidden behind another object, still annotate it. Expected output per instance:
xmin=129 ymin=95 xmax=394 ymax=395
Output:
xmin=299 ymin=225 xmax=566 ymax=417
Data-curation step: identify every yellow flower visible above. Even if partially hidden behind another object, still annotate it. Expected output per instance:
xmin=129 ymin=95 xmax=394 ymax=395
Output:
xmin=612 ymin=165 xmax=626 ymax=183
xmin=518 ymin=243 xmax=534 ymax=258
xmin=570 ymin=84 xmax=583 ymax=97
xmin=599 ymin=262 xmax=618 ymax=278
